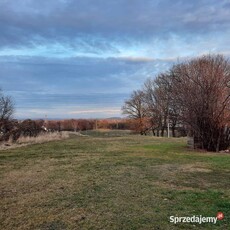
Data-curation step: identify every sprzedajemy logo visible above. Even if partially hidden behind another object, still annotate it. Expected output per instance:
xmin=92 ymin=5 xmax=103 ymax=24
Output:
xmin=170 ymin=212 xmax=224 ymax=225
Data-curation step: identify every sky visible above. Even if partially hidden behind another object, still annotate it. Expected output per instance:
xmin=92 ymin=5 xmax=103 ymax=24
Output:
xmin=0 ymin=0 xmax=230 ymax=119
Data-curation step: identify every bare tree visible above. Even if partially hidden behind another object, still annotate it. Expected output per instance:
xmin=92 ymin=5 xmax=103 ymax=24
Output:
xmin=0 ymin=91 xmax=14 ymax=140
xmin=171 ymin=54 xmax=230 ymax=151
xmin=122 ymin=90 xmax=149 ymax=135
xmin=143 ymin=75 xmax=181 ymax=137
xmin=143 ymin=78 xmax=162 ymax=136
xmin=71 ymin=119 xmax=78 ymax=132
xmin=0 ymin=93 xmax=14 ymax=120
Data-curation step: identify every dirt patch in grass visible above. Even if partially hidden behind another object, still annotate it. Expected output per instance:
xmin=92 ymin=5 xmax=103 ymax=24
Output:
xmin=180 ymin=164 xmax=212 ymax=173
xmin=150 ymin=162 xmax=212 ymax=177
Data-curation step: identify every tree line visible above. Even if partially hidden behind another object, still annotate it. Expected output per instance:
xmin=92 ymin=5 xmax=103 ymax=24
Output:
xmin=0 ymin=90 xmax=132 ymax=142
xmin=122 ymin=54 xmax=230 ymax=152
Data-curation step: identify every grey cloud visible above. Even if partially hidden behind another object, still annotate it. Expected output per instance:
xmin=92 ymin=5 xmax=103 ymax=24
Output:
xmin=0 ymin=55 xmax=170 ymax=93
xmin=0 ymin=0 xmax=229 ymax=50
xmin=0 ymin=55 xmax=173 ymax=118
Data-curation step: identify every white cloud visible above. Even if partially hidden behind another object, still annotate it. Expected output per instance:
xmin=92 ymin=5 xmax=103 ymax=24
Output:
xmin=69 ymin=108 xmax=121 ymax=114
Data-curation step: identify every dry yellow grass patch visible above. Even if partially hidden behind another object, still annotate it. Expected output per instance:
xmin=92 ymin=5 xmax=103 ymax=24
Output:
xmin=16 ymin=132 xmax=69 ymax=144
xmin=0 ymin=132 xmax=69 ymax=150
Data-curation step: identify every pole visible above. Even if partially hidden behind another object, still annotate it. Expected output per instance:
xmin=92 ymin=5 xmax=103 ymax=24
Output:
xmin=167 ymin=118 xmax=170 ymax=138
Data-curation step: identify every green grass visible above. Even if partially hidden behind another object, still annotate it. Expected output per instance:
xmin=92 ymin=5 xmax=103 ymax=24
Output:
xmin=80 ymin=129 xmax=132 ymax=137
xmin=0 ymin=131 xmax=229 ymax=229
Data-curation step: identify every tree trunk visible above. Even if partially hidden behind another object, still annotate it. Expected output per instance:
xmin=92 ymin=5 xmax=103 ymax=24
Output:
xmin=172 ymin=126 xmax=176 ymax=137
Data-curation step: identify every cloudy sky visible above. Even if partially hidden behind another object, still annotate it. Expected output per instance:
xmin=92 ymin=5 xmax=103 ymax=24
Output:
xmin=0 ymin=0 xmax=230 ymax=119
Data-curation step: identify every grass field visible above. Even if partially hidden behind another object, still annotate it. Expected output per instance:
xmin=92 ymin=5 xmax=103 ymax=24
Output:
xmin=0 ymin=131 xmax=229 ymax=229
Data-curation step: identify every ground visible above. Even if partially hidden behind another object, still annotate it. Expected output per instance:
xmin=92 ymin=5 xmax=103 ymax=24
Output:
xmin=0 ymin=130 xmax=229 ymax=229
